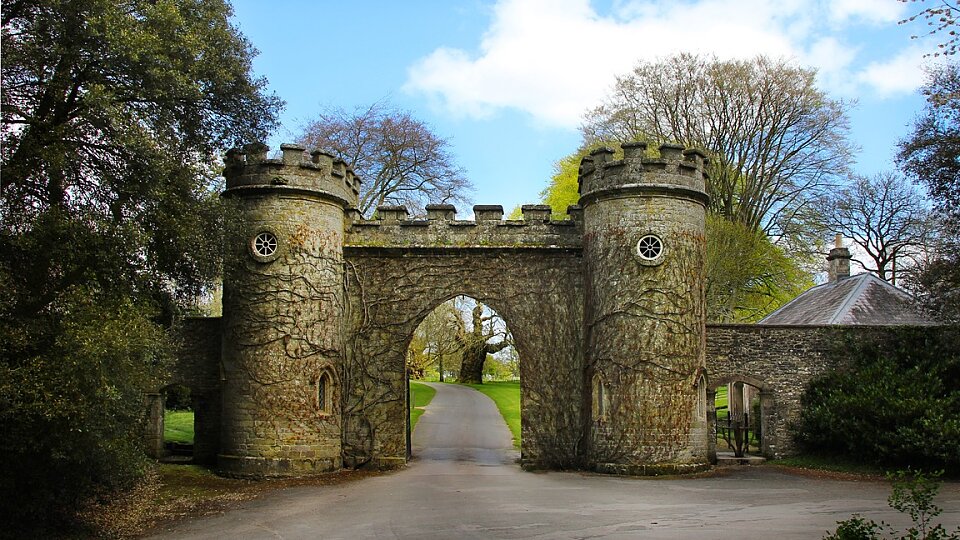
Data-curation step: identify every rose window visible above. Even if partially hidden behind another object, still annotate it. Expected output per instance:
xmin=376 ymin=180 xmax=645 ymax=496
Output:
xmin=636 ymin=234 xmax=663 ymax=261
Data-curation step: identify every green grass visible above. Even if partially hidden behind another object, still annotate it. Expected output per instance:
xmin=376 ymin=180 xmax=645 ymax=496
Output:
xmin=409 ymin=381 xmax=437 ymax=432
xmin=714 ymin=384 xmax=728 ymax=409
xmin=773 ymin=454 xmax=885 ymax=476
xmin=164 ymin=410 xmax=194 ymax=444
xmin=465 ymin=381 xmax=521 ymax=449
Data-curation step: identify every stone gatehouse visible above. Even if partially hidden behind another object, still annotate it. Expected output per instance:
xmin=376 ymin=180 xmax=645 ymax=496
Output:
xmin=150 ymin=142 xmax=931 ymax=477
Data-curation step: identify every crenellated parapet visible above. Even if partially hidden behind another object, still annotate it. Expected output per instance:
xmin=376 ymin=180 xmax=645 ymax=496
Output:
xmin=577 ymin=142 xmax=710 ymax=208
xmin=223 ymin=142 xmax=361 ymax=209
xmin=345 ymin=203 xmax=583 ymax=250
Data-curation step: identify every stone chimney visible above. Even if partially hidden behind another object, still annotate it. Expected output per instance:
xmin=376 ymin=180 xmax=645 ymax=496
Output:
xmin=826 ymin=234 xmax=851 ymax=282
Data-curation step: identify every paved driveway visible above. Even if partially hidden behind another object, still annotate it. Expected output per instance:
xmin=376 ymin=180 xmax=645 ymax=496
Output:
xmin=151 ymin=382 xmax=960 ymax=539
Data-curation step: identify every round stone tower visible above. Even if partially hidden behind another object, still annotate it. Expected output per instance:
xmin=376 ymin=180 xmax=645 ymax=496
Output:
xmin=218 ymin=142 xmax=359 ymax=476
xmin=579 ymin=142 xmax=710 ymax=475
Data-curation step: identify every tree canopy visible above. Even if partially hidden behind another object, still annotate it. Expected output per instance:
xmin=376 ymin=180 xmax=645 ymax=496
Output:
xmin=582 ymin=54 xmax=852 ymax=248
xmin=898 ymin=60 xmax=960 ymax=321
xmin=536 ymin=144 xmax=811 ymax=322
xmin=820 ymin=172 xmax=933 ymax=285
xmin=299 ymin=101 xmax=470 ymax=217
xmin=0 ymin=0 xmax=280 ymax=530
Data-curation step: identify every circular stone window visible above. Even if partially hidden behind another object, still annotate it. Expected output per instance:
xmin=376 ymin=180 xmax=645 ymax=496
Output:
xmin=636 ymin=234 xmax=664 ymax=264
xmin=249 ymin=231 xmax=280 ymax=263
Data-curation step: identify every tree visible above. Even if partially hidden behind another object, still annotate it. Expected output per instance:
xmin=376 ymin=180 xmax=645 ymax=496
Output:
xmin=820 ymin=173 xmax=934 ymax=285
xmin=900 ymin=62 xmax=960 ymax=214
xmin=409 ymin=299 xmax=466 ymax=381
xmin=899 ymin=0 xmax=960 ymax=57
xmin=457 ymin=302 xmax=512 ymax=384
xmin=898 ymin=61 xmax=960 ymax=320
xmin=582 ymin=54 xmax=853 ymax=246
xmin=705 ymin=214 xmax=812 ymax=322
xmin=0 ymin=0 xmax=280 ymax=531
xmin=536 ymin=146 xmax=812 ymax=322
xmin=299 ymin=101 xmax=470 ymax=217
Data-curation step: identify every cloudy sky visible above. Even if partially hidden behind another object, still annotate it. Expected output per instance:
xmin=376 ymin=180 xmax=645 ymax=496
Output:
xmin=231 ymin=0 xmax=943 ymax=215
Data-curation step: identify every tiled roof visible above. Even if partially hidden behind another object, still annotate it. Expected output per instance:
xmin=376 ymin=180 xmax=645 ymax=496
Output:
xmin=759 ymin=273 xmax=935 ymax=326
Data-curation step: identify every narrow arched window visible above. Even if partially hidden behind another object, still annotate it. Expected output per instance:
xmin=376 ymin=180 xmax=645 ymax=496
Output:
xmin=593 ymin=374 xmax=607 ymax=421
xmin=696 ymin=374 xmax=707 ymax=421
xmin=316 ymin=372 xmax=332 ymax=414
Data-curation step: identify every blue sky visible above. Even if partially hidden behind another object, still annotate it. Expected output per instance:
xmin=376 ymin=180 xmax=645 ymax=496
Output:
xmin=230 ymin=0 xmax=942 ymax=216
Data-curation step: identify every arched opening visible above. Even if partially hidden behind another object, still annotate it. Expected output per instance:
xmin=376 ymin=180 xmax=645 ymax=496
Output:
xmin=405 ymin=295 xmax=520 ymax=457
xmin=710 ymin=376 xmax=767 ymax=459
xmin=160 ymin=383 xmax=195 ymax=462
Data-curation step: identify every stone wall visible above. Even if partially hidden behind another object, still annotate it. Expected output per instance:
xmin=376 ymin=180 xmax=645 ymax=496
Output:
xmin=169 ymin=317 xmax=222 ymax=464
xmin=342 ymin=246 xmax=585 ymax=470
xmin=703 ymin=324 xmax=934 ymax=459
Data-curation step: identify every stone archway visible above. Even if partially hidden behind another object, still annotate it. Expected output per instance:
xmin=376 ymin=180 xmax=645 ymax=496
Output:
xmin=341 ymin=247 xmax=584 ymax=470
xmin=707 ymin=374 xmax=773 ymax=460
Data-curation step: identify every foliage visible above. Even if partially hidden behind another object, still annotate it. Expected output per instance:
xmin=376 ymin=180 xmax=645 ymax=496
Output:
xmin=0 ymin=290 xmax=173 ymax=530
xmin=795 ymin=327 xmax=960 ymax=472
xmin=484 ymin=348 xmax=519 ymax=381
xmin=465 ymin=381 xmax=521 ymax=448
xmin=900 ymin=62 xmax=960 ymax=213
xmin=582 ymin=53 xmax=852 ymax=247
xmin=163 ymin=383 xmax=192 ymax=411
xmin=409 ymin=381 xmax=436 ymax=432
xmin=0 ymin=0 xmax=279 ymax=530
xmin=536 ymin=146 xmax=812 ymax=322
xmin=819 ymin=172 xmax=934 ymax=285
xmin=299 ymin=101 xmax=470 ymax=217
xmin=408 ymin=298 xmax=466 ymax=381
xmin=898 ymin=61 xmax=960 ymax=320
xmin=164 ymin=410 xmax=195 ymax=444
xmin=705 ymin=213 xmax=812 ymax=322
xmin=899 ymin=0 xmax=960 ymax=57
xmin=825 ymin=470 xmax=960 ymax=540
xmin=907 ymin=240 xmax=960 ymax=322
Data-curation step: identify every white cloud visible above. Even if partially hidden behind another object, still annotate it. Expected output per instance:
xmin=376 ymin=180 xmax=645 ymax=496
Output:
xmin=828 ymin=0 xmax=905 ymax=24
xmin=404 ymin=0 xmax=923 ymax=128
xmin=856 ymin=46 xmax=928 ymax=97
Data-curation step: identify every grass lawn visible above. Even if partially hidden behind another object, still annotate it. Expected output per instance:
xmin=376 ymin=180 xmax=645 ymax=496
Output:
xmin=772 ymin=454 xmax=885 ymax=476
xmin=714 ymin=384 xmax=728 ymax=409
xmin=409 ymin=381 xmax=437 ymax=432
xmin=465 ymin=381 xmax=520 ymax=449
xmin=164 ymin=410 xmax=194 ymax=444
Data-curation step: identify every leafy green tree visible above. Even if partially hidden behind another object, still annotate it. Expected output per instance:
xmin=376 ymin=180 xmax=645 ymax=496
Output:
xmin=0 ymin=0 xmax=280 ymax=531
xmin=898 ymin=61 xmax=960 ymax=321
xmin=705 ymin=214 xmax=812 ymax=322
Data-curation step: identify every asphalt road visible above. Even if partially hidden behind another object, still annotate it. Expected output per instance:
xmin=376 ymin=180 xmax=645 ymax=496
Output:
xmin=151 ymin=382 xmax=960 ymax=539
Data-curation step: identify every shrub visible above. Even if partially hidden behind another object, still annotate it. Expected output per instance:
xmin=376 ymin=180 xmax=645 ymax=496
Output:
xmin=0 ymin=290 xmax=172 ymax=534
xmin=795 ymin=327 xmax=960 ymax=472
xmin=825 ymin=470 xmax=960 ymax=540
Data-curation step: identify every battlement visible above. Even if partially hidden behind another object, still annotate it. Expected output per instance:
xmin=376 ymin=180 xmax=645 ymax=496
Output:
xmin=223 ymin=142 xmax=360 ymax=208
xmin=345 ymin=203 xmax=583 ymax=250
xmin=577 ymin=143 xmax=709 ymax=207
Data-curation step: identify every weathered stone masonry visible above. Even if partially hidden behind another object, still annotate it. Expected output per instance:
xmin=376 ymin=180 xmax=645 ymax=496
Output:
xmin=161 ymin=141 xmax=934 ymax=477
